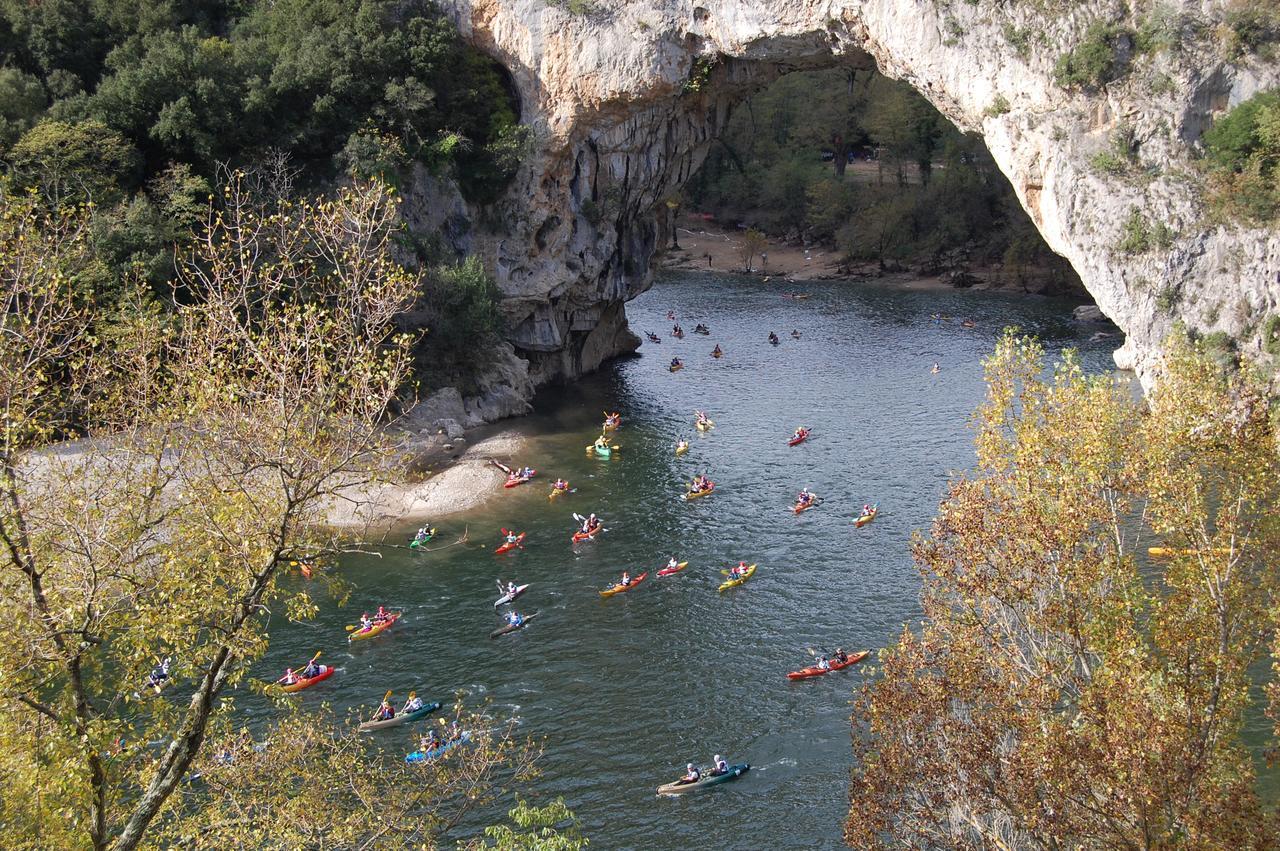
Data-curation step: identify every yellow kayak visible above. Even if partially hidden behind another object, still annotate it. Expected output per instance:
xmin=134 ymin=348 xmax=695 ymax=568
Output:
xmin=675 ymin=441 xmax=689 ymax=456
xmin=684 ymin=483 xmax=715 ymax=500
xmin=718 ymin=564 xmax=756 ymax=592
xmin=1148 ymin=546 xmax=1230 ymax=558
xmin=695 ymin=419 xmax=715 ymax=432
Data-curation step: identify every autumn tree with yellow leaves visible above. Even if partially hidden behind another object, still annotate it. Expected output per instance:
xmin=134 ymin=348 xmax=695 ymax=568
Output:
xmin=848 ymin=330 xmax=1280 ymax=849
xmin=0 ymin=177 xmax=543 ymax=850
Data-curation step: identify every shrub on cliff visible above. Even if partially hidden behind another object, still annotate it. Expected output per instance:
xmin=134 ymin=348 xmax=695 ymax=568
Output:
xmin=1053 ymin=21 xmax=1134 ymax=91
xmin=1201 ymin=89 xmax=1280 ymax=222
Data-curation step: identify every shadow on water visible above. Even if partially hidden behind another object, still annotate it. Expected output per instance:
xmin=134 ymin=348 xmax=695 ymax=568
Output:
xmin=249 ymin=272 xmax=1120 ymax=847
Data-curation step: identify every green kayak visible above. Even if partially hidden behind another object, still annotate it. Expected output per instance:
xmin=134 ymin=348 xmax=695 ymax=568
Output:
xmin=357 ymin=701 xmax=441 ymax=732
xmin=657 ymin=763 xmax=750 ymax=795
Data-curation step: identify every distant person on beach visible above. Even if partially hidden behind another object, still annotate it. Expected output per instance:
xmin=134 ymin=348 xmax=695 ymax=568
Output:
xmin=706 ymin=253 xmax=713 ymax=268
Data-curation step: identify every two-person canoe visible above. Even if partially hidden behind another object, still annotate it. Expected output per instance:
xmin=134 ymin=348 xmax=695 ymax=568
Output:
xmin=657 ymin=763 xmax=750 ymax=795
xmin=348 ymin=612 xmax=401 ymax=642
xmin=600 ymin=571 xmax=648 ymax=596
xmin=408 ymin=528 xmax=437 ymax=548
xmin=855 ymin=506 xmax=879 ymax=527
xmin=490 ymin=611 xmax=540 ymax=638
xmin=657 ymin=561 xmax=689 ymax=577
xmin=495 ymin=532 xmax=526 ymax=554
xmin=358 ymin=701 xmax=442 ymax=732
xmin=279 ymin=665 xmax=335 ymax=693
xmin=493 ymin=583 xmax=530 ymax=608
xmin=788 ymin=430 xmax=809 ymax=446
xmin=406 ymin=731 xmax=472 ymax=763
xmin=504 ymin=471 xmax=536 ymax=488
xmin=571 ymin=525 xmax=602 ymax=544
xmin=786 ymin=650 xmax=870 ymax=680
xmin=793 ymin=496 xmax=818 ymax=514
xmin=718 ymin=564 xmax=757 ymax=592
xmin=684 ymin=485 xmax=715 ymax=501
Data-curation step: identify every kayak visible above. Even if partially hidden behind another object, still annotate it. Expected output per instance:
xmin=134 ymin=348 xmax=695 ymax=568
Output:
xmin=786 ymin=650 xmax=870 ymax=680
xmin=504 ymin=471 xmax=536 ymax=488
xmin=600 ymin=571 xmax=648 ymax=596
xmin=279 ymin=665 xmax=334 ymax=693
xmin=657 ymin=561 xmax=689 ymax=577
xmin=1148 ymin=546 xmax=1230 ymax=558
xmin=854 ymin=506 xmax=878 ymax=527
xmin=348 ymin=612 xmax=401 ymax=642
xmin=711 ymin=350 xmax=723 ymax=358
xmin=718 ymin=564 xmax=757 ymax=592
xmin=358 ymin=701 xmax=441 ymax=732
xmin=675 ymin=442 xmax=689 ymax=456
xmin=694 ymin=327 xmax=710 ymax=335
xmin=549 ymin=485 xmax=570 ymax=500
xmin=490 ymin=611 xmax=540 ymax=638
xmin=494 ymin=583 xmax=530 ymax=608
xmin=684 ymin=484 xmax=715 ymax=500
xmin=571 ymin=525 xmax=602 ymax=544
xmin=657 ymin=763 xmax=750 ymax=795
xmin=788 ymin=431 xmax=809 ymax=446
xmin=669 ymin=363 xmax=684 ymax=372
xmin=408 ymin=528 xmax=437 ymax=548
xmin=793 ymin=496 xmax=818 ymax=514
xmin=603 ymin=416 xmax=621 ymax=431
xmin=495 ymin=532 xmax=526 ymax=554
xmin=587 ymin=443 xmax=615 ymax=457
xmin=672 ymin=329 xmax=684 ymax=338
xmin=695 ymin=419 xmax=714 ymax=431
xmin=406 ymin=731 xmax=472 ymax=763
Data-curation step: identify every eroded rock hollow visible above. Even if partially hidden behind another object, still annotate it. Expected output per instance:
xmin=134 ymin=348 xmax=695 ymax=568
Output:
xmin=435 ymin=0 xmax=1280 ymax=395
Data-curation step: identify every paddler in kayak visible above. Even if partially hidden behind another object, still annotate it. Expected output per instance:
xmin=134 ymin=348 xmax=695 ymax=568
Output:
xmin=552 ymin=477 xmax=569 ymax=491
xmin=580 ymin=513 xmax=601 ymax=535
xmin=712 ymin=754 xmax=729 ymax=776
xmin=728 ymin=561 xmax=750 ymax=580
xmin=500 ymin=580 xmax=518 ymax=597
xmin=931 ymin=362 xmax=940 ymax=374
xmin=419 ymin=728 xmax=441 ymax=753
xmin=401 ymin=691 xmax=424 ymax=714
xmin=593 ymin=434 xmax=610 ymax=452
xmin=690 ymin=474 xmax=713 ymax=494
xmin=666 ymin=556 xmax=681 ymax=571
xmin=373 ymin=605 xmax=391 ymax=624
xmin=694 ymin=410 xmax=711 ymax=428
xmin=667 ymin=310 xmax=676 ymax=320
xmin=711 ymin=344 xmax=723 ymax=358
xmin=792 ymin=426 xmax=809 ymax=442
xmin=502 ymin=528 xmax=521 ymax=547
xmin=675 ymin=438 xmax=689 ymax=454
xmin=695 ymin=323 xmax=710 ymax=334
xmin=301 ymin=656 xmax=322 ymax=679
xmin=791 ymin=329 xmax=801 ymax=339
xmin=860 ymin=503 xmax=874 ymax=519
xmin=619 ymin=570 xmax=632 ymax=587
xmin=146 ymin=657 xmax=171 ymax=691
xmin=768 ymin=331 xmax=780 ymax=345
xmin=672 ymin=323 xmax=683 ymax=337
xmin=413 ymin=526 xmax=433 ymax=545
xmin=681 ymin=763 xmax=701 ymax=784
xmin=505 ymin=610 xmax=525 ymax=628
xmin=670 ymin=356 xmax=683 ymax=369
xmin=358 ymin=612 xmax=373 ymax=631
xmin=817 ymin=655 xmax=831 ymax=671
xmin=375 ymin=695 xmax=395 ymax=721
xmin=834 ymin=648 xmax=849 ymax=664
xmin=647 ymin=331 xmax=661 ymax=343
xmin=796 ymin=488 xmax=815 ymax=508
xmin=603 ymin=412 xmax=621 ymax=429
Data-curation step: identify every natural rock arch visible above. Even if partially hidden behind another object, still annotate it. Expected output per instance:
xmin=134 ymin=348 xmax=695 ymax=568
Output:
xmin=441 ymin=0 xmax=1280 ymax=391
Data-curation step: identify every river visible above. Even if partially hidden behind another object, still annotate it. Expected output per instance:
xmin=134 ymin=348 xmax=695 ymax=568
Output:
xmin=254 ymin=271 xmax=1119 ymax=847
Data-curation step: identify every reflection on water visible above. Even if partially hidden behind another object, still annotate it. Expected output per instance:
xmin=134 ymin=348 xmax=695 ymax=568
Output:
xmin=251 ymin=273 xmax=1117 ymax=847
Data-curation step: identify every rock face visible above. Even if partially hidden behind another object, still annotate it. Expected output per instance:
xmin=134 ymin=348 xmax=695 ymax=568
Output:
xmin=431 ymin=0 xmax=1279 ymax=390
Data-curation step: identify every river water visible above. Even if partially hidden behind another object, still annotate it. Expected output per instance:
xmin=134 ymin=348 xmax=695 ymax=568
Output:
xmin=255 ymin=271 xmax=1118 ymax=848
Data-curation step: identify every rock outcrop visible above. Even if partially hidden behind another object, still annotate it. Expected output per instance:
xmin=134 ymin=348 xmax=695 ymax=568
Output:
xmin=429 ymin=0 xmax=1279 ymax=391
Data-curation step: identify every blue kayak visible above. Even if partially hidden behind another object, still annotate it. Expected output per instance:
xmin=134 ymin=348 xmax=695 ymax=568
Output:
xmin=405 ymin=731 xmax=472 ymax=764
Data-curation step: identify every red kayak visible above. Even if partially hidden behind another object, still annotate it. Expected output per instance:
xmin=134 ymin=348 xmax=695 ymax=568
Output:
xmin=786 ymin=650 xmax=869 ymax=680
xmin=657 ymin=560 xmax=689 ymax=577
xmin=504 ymin=470 xmax=536 ymax=488
xmin=599 ymin=571 xmax=648 ymax=596
xmin=571 ymin=525 xmax=602 ymax=543
xmin=495 ymin=532 xmax=526 ymax=554
xmin=788 ymin=430 xmax=810 ymax=446
xmin=279 ymin=665 xmax=334 ymax=693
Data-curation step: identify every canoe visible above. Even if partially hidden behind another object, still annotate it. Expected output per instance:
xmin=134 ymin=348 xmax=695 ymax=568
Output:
xmin=406 ymin=731 xmax=472 ymax=764
xmin=669 ymin=363 xmax=684 ymax=372
xmin=788 ymin=431 xmax=809 ymax=446
xmin=675 ymin=442 xmax=689 ymax=456
xmin=348 ymin=612 xmax=401 ymax=642
xmin=657 ymin=763 xmax=750 ymax=795
xmin=793 ymin=497 xmax=818 ymax=514
xmin=600 ymin=571 xmax=648 ymax=597
xmin=358 ymin=701 xmax=442 ymax=732
xmin=1148 ymin=546 xmax=1230 ymax=558
xmin=504 ymin=471 xmax=535 ymax=488
xmin=571 ymin=526 xmax=602 ymax=543
xmin=657 ymin=561 xmax=689 ymax=577
xmin=408 ymin=528 xmax=437 ymax=548
xmin=854 ymin=507 xmax=878 ymax=528
xmin=493 ymin=583 xmax=530 ymax=608
xmin=490 ymin=611 xmax=540 ymax=638
xmin=279 ymin=665 xmax=334 ymax=694
xmin=683 ymin=485 xmax=715 ymax=501
xmin=786 ymin=650 xmax=869 ymax=680
xmin=495 ymin=532 xmax=526 ymax=554
xmin=718 ymin=564 xmax=757 ymax=592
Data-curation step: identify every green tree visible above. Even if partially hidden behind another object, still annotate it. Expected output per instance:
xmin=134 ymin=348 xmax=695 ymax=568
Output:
xmin=0 ymin=67 xmax=46 ymax=150
xmin=463 ymin=798 xmax=589 ymax=850
xmin=8 ymin=118 xmax=141 ymax=206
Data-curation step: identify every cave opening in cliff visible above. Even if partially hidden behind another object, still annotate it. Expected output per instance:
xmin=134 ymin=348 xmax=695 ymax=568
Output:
xmin=676 ymin=67 xmax=1084 ymax=297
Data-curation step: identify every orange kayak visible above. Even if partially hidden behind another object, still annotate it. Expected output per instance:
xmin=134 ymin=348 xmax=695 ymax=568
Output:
xmin=793 ymin=495 xmax=818 ymax=514
xmin=787 ymin=650 xmax=868 ymax=680
xmin=348 ymin=612 xmax=401 ymax=642
xmin=572 ymin=525 xmax=602 ymax=543
xmin=600 ymin=571 xmax=648 ymax=596
xmin=279 ymin=665 xmax=334 ymax=693
xmin=495 ymin=532 xmax=526 ymax=554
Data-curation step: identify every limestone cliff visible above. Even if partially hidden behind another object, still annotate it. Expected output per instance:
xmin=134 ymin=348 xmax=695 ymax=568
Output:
xmin=424 ymin=0 xmax=1280 ymax=393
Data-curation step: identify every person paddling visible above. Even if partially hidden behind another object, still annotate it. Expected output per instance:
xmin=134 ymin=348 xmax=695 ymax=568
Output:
xmin=729 ymin=561 xmax=749 ymax=579
xmin=376 ymin=695 xmax=395 ymax=721
xmin=711 ymin=344 xmax=723 ymax=357
xmin=401 ymin=691 xmax=423 ymax=714
xmin=301 ymin=657 xmax=321 ymax=679
xmin=768 ymin=331 xmax=780 ymax=345
xmin=358 ymin=612 xmax=373 ymax=632
xmin=670 ymin=356 xmax=682 ymax=369
xmin=420 ymin=729 xmax=441 ymax=753
xmin=374 ymin=605 xmax=390 ymax=624
xmin=797 ymin=487 xmax=814 ymax=507
xmin=861 ymin=503 xmax=873 ymax=518
xmin=834 ymin=648 xmax=849 ymax=664
xmin=712 ymin=754 xmax=729 ymax=776
xmin=817 ymin=655 xmax=831 ymax=671
xmin=793 ymin=426 xmax=808 ymax=441
xmin=146 ymin=657 xmax=171 ymax=691
xmin=667 ymin=556 xmax=680 ymax=571
xmin=681 ymin=763 xmax=701 ymax=784
xmin=619 ymin=571 xmax=631 ymax=587
xmin=505 ymin=610 xmax=524 ymax=627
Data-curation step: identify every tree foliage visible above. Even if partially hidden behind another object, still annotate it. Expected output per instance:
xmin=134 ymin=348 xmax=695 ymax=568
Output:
xmin=1202 ymin=89 xmax=1280 ymax=223
xmin=847 ymin=330 xmax=1280 ymax=849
